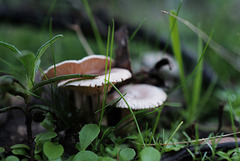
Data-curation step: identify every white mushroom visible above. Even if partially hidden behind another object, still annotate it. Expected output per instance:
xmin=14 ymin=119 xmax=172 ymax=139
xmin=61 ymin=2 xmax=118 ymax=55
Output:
xmin=108 ymin=84 xmax=167 ymax=110
xmin=107 ymin=84 xmax=167 ymax=132
xmin=142 ymin=51 xmax=179 ymax=78
xmin=58 ymin=68 xmax=131 ymax=95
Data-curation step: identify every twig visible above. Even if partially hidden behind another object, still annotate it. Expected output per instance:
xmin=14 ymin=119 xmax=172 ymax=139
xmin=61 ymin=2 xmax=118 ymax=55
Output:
xmin=134 ymin=132 xmax=240 ymax=146
xmin=216 ymin=102 xmax=225 ymax=134
xmin=161 ymin=141 xmax=240 ymax=161
xmin=68 ymin=24 xmax=94 ymax=55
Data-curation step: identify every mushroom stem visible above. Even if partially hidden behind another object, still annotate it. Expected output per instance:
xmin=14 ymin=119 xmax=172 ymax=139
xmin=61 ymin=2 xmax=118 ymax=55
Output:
xmin=74 ymin=91 xmax=106 ymax=124
xmin=74 ymin=92 xmax=94 ymax=123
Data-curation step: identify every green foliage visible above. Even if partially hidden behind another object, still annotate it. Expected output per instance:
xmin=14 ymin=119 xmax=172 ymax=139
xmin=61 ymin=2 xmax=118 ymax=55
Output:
xmin=119 ymin=148 xmax=136 ymax=161
xmin=73 ymin=151 xmax=98 ymax=161
xmin=11 ymin=144 xmax=30 ymax=158
xmin=17 ymin=51 xmax=35 ymax=88
xmin=43 ymin=141 xmax=64 ymax=160
xmin=35 ymin=131 xmax=58 ymax=156
xmin=79 ymin=124 xmax=100 ymax=151
xmin=98 ymin=156 xmax=116 ymax=161
xmin=82 ymin=0 xmax=104 ymax=53
xmin=35 ymin=131 xmax=57 ymax=142
xmin=5 ymin=156 xmax=20 ymax=161
xmin=0 ymin=147 xmax=4 ymax=153
xmin=40 ymin=113 xmax=57 ymax=131
xmin=169 ymin=10 xmax=213 ymax=125
xmin=140 ymin=147 xmax=161 ymax=161
xmin=0 ymin=41 xmax=21 ymax=55
xmin=169 ymin=11 xmax=189 ymax=105
xmin=216 ymin=89 xmax=240 ymax=123
xmin=34 ymin=34 xmax=63 ymax=77
xmin=99 ymin=21 xmax=114 ymax=127
xmin=0 ymin=34 xmax=63 ymax=90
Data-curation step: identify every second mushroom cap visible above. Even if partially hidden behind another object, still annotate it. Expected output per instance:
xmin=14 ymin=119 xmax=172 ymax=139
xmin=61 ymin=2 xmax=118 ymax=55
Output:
xmin=108 ymin=84 xmax=167 ymax=109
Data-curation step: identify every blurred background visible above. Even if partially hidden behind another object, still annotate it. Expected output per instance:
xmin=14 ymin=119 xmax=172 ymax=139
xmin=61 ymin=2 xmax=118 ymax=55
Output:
xmin=0 ymin=0 xmax=240 ymax=126
xmin=1 ymin=0 xmax=239 ymax=75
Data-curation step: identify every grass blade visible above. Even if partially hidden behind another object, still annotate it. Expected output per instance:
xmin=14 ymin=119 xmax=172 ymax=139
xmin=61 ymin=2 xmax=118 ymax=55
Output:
xmin=228 ymin=96 xmax=240 ymax=153
xmin=169 ymin=10 xmax=189 ymax=106
xmin=161 ymin=10 xmax=240 ymax=73
xmin=108 ymin=81 xmax=146 ymax=147
xmin=34 ymin=34 xmax=63 ymax=69
xmin=32 ymin=74 xmax=97 ymax=91
xmin=82 ymin=0 xmax=105 ymax=53
xmin=190 ymin=27 xmax=204 ymax=122
xmin=129 ymin=18 xmax=147 ymax=41
xmin=99 ymin=20 xmax=114 ymax=127
xmin=0 ymin=41 xmax=21 ymax=55
xmin=161 ymin=0 xmax=182 ymax=52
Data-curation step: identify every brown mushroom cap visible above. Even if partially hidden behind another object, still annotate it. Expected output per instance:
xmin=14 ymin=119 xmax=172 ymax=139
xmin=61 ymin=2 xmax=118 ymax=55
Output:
xmin=58 ymin=68 xmax=132 ymax=95
xmin=43 ymin=55 xmax=113 ymax=79
xmin=42 ymin=55 xmax=132 ymax=95
xmin=108 ymin=84 xmax=167 ymax=109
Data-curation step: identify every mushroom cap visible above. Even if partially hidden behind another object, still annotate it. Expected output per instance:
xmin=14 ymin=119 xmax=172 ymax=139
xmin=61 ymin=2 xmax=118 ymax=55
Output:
xmin=58 ymin=68 xmax=132 ymax=95
xmin=108 ymin=84 xmax=167 ymax=109
xmin=43 ymin=55 xmax=113 ymax=79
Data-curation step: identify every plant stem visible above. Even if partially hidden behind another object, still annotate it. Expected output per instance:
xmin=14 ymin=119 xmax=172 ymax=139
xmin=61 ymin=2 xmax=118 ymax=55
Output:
xmin=149 ymin=107 xmax=163 ymax=144
xmin=82 ymin=0 xmax=104 ymax=53
xmin=0 ymin=106 xmax=24 ymax=113
xmin=25 ymin=103 xmax=34 ymax=161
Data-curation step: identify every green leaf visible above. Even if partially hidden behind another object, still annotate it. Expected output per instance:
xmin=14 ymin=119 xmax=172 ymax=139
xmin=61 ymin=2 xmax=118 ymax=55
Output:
xmin=0 ymin=75 xmax=27 ymax=98
xmin=21 ymin=159 xmax=28 ymax=161
xmin=0 ymin=58 xmax=25 ymax=83
xmin=11 ymin=144 xmax=30 ymax=150
xmin=34 ymin=154 xmax=42 ymax=160
xmin=18 ymin=51 xmax=35 ymax=88
xmin=66 ymin=155 xmax=75 ymax=161
xmin=40 ymin=113 xmax=56 ymax=131
xmin=35 ymin=131 xmax=57 ymax=143
xmin=12 ymin=148 xmax=29 ymax=157
xmin=79 ymin=124 xmax=100 ymax=151
xmin=140 ymin=147 xmax=161 ymax=161
xmin=34 ymin=34 xmax=63 ymax=73
xmin=73 ymin=151 xmax=98 ymax=161
xmin=0 ymin=147 xmax=5 ymax=153
xmin=43 ymin=141 xmax=64 ymax=160
xmin=119 ymin=148 xmax=136 ymax=161
xmin=75 ymin=142 xmax=81 ymax=151
xmin=0 ymin=41 xmax=21 ymax=55
xmin=99 ymin=156 xmax=116 ymax=161
xmin=5 ymin=156 xmax=20 ymax=161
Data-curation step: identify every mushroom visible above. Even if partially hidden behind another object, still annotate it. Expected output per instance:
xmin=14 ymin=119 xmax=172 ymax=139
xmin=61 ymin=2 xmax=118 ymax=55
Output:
xmin=58 ymin=68 xmax=131 ymax=95
xmin=43 ymin=55 xmax=112 ymax=79
xmin=108 ymin=84 xmax=167 ymax=109
xmin=107 ymin=84 xmax=167 ymax=130
xmin=43 ymin=55 xmax=132 ymax=94
xmin=43 ymin=55 xmax=132 ymax=123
